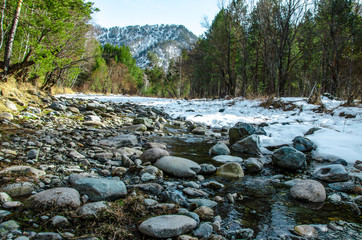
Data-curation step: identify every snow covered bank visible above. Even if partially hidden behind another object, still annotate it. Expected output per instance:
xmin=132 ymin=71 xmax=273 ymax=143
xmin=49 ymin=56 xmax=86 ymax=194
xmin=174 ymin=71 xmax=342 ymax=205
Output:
xmin=58 ymin=94 xmax=362 ymax=163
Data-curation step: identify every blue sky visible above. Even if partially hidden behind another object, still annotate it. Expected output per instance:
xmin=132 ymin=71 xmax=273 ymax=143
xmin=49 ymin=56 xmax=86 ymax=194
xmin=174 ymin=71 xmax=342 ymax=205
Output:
xmin=90 ymin=0 xmax=221 ymax=36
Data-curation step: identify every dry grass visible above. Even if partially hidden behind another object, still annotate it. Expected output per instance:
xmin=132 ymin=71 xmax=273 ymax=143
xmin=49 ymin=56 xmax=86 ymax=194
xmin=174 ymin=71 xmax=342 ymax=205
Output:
xmin=0 ymin=77 xmax=46 ymax=112
xmin=50 ymin=86 xmax=75 ymax=95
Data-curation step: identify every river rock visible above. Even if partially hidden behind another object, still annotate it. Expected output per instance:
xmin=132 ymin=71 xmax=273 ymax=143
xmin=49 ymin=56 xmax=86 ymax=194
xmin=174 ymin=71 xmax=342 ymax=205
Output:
xmin=290 ymin=180 xmax=326 ymax=203
xmin=193 ymin=223 xmax=213 ymax=239
xmin=84 ymin=115 xmax=101 ymax=122
xmin=1 ymin=182 xmax=37 ymax=197
xmin=188 ymin=199 xmax=217 ymax=208
xmin=294 ymin=225 xmax=318 ymax=238
xmin=76 ymin=201 xmax=108 ymax=217
xmin=212 ymin=155 xmax=243 ymax=163
xmin=139 ymin=215 xmax=197 ymax=238
xmin=272 ymin=147 xmax=306 ymax=170
xmin=292 ymin=136 xmax=316 ymax=152
xmin=194 ymin=206 xmax=214 ymax=220
xmin=142 ymin=142 xmax=167 ymax=150
xmin=129 ymin=183 xmax=164 ymax=195
xmin=86 ymin=102 xmax=106 ymax=111
xmin=26 ymin=187 xmax=81 ymax=208
xmin=328 ymin=181 xmax=355 ymax=192
xmin=200 ymin=163 xmax=217 ymax=174
xmin=27 ymin=149 xmax=39 ymax=160
xmin=0 ymin=112 xmax=13 ymax=120
xmin=183 ymin=187 xmax=208 ymax=197
xmin=5 ymin=100 xmax=18 ymax=111
xmin=51 ymin=216 xmax=69 ymax=227
xmin=216 ymin=162 xmax=244 ymax=178
xmin=0 ymin=192 xmax=12 ymax=203
xmin=231 ymin=135 xmax=262 ymax=156
xmin=141 ymin=148 xmax=169 ymax=163
xmin=0 ymin=166 xmax=46 ymax=178
xmin=72 ymin=178 xmax=127 ymax=201
xmin=0 ymin=220 xmax=19 ymax=231
xmin=244 ymin=158 xmax=263 ymax=172
xmin=154 ymin=156 xmax=201 ymax=178
xmin=100 ymin=134 xmax=138 ymax=147
xmin=34 ymin=232 xmax=62 ymax=240
xmin=209 ymin=142 xmax=230 ymax=155
xmin=312 ymin=164 xmax=349 ymax=182
xmin=161 ymin=191 xmax=188 ymax=206
xmin=229 ymin=122 xmax=256 ymax=145
xmin=49 ymin=101 xmax=66 ymax=111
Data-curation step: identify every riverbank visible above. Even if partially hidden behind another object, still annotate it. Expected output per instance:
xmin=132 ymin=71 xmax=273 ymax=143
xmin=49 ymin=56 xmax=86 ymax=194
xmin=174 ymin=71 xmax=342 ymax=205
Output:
xmin=0 ymin=92 xmax=361 ymax=239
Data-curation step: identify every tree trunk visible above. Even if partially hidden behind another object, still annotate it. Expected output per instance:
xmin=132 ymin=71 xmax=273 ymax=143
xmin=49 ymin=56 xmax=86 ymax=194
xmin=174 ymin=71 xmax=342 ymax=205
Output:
xmin=0 ymin=0 xmax=7 ymax=50
xmin=2 ymin=0 xmax=22 ymax=80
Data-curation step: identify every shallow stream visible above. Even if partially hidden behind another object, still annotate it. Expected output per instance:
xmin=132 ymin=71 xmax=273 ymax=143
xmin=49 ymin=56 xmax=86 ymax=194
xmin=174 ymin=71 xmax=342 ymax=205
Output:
xmin=148 ymin=125 xmax=361 ymax=239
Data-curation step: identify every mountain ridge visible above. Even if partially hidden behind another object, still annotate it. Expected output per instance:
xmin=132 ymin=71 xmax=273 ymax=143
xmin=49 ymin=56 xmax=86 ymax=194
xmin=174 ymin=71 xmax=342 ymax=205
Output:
xmin=95 ymin=24 xmax=198 ymax=70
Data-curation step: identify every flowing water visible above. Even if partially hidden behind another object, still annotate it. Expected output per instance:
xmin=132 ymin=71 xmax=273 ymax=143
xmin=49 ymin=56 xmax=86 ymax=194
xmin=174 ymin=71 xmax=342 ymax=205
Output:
xmin=148 ymin=124 xmax=361 ymax=239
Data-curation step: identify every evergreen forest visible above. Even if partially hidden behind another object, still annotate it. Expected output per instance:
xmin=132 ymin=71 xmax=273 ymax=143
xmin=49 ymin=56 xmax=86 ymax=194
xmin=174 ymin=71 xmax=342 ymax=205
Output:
xmin=0 ymin=0 xmax=361 ymax=101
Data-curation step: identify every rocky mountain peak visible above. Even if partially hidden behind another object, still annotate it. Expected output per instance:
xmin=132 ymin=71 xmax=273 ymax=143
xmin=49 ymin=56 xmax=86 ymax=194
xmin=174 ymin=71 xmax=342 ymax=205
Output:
xmin=95 ymin=24 xmax=198 ymax=70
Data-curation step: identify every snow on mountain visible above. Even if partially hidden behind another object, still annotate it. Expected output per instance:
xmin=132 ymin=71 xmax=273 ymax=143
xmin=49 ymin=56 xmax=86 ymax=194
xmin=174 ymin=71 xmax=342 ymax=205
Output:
xmin=95 ymin=24 xmax=198 ymax=70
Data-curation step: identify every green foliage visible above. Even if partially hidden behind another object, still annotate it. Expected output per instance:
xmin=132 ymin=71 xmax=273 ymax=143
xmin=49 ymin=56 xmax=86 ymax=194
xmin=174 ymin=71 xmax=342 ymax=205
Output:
xmin=1 ymin=0 xmax=95 ymax=90
xmin=83 ymin=42 xmax=144 ymax=94
xmin=182 ymin=0 xmax=361 ymax=99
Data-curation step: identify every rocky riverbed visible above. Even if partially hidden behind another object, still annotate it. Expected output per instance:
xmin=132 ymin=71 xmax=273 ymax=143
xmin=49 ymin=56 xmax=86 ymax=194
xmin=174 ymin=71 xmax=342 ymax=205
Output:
xmin=0 ymin=94 xmax=361 ymax=240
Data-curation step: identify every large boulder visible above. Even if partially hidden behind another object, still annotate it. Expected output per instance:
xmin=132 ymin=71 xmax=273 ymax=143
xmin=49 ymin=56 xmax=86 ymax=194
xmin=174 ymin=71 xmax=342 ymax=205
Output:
xmin=290 ymin=180 xmax=326 ymax=203
xmin=72 ymin=178 xmax=127 ymax=201
xmin=272 ymin=147 xmax=306 ymax=170
xmin=312 ymin=164 xmax=349 ymax=182
xmin=209 ymin=142 xmax=230 ymax=156
xmin=141 ymin=148 xmax=169 ymax=163
xmin=216 ymin=162 xmax=244 ymax=178
xmin=229 ymin=122 xmax=256 ymax=145
xmin=231 ymin=135 xmax=262 ymax=156
xmin=26 ymin=187 xmax=81 ymax=208
xmin=292 ymin=136 xmax=316 ymax=152
xmin=139 ymin=215 xmax=197 ymax=238
xmin=154 ymin=156 xmax=201 ymax=178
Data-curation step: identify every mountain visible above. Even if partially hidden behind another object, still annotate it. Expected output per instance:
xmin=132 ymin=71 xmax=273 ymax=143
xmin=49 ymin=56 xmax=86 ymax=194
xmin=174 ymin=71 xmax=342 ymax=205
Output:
xmin=95 ymin=24 xmax=198 ymax=70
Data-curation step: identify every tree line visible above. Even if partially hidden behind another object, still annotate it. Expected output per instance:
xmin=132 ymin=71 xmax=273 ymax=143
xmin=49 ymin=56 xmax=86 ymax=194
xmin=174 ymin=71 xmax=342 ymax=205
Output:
xmin=177 ymin=0 xmax=361 ymax=101
xmin=1 ymin=0 xmax=361 ymax=101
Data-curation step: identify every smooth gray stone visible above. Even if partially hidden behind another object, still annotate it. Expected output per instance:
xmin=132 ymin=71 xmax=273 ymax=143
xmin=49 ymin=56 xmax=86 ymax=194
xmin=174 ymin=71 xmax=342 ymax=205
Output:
xmin=139 ymin=215 xmax=197 ymax=238
xmin=212 ymin=155 xmax=243 ymax=163
xmin=73 ymin=178 xmax=127 ymax=201
xmin=209 ymin=142 xmax=230 ymax=156
xmin=193 ymin=223 xmax=213 ymax=239
xmin=155 ymin=156 xmax=201 ymax=178
xmin=188 ymin=199 xmax=217 ymax=208
xmin=76 ymin=201 xmax=108 ymax=217
xmin=26 ymin=187 xmax=81 ymax=208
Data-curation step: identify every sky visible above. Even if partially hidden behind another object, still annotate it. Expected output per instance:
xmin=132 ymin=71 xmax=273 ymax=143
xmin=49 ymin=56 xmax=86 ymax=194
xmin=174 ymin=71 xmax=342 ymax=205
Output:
xmin=90 ymin=0 xmax=222 ymax=36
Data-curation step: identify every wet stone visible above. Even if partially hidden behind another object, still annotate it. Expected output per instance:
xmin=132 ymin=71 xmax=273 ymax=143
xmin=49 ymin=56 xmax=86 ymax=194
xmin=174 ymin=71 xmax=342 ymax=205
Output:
xmin=216 ymin=162 xmax=244 ymax=178
xmin=290 ymin=180 xmax=326 ymax=203
xmin=209 ymin=142 xmax=230 ymax=156
xmin=312 ymin=164 xmax=349 ymax=183
xmin=193 ymin=223 xmax=213 ymax=239
xmin=272 ymin=146 xmax=306 ymax=170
